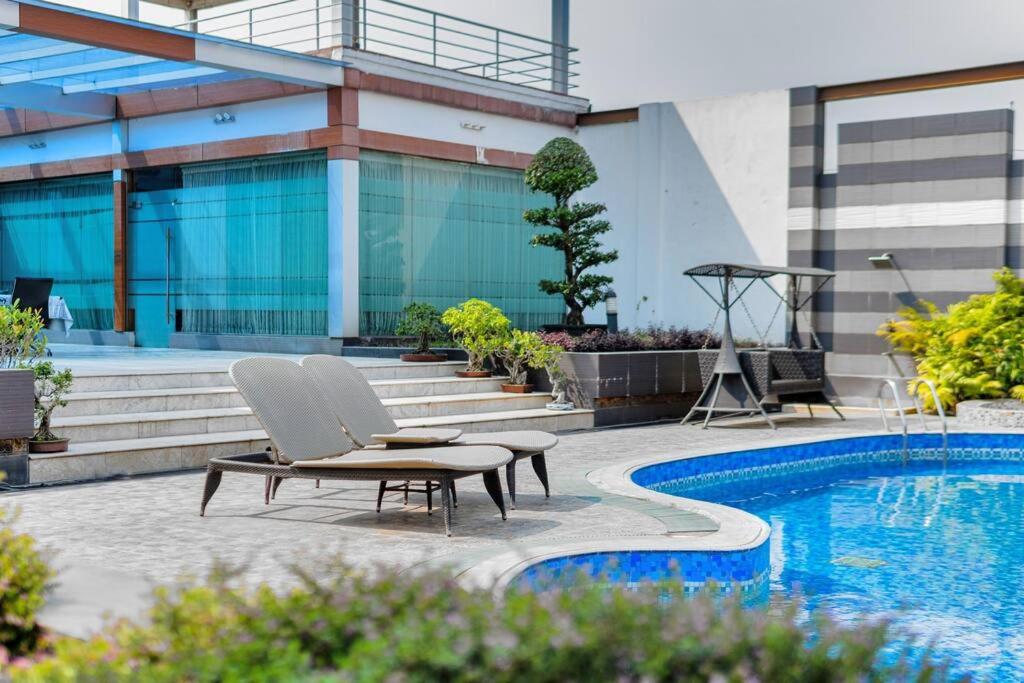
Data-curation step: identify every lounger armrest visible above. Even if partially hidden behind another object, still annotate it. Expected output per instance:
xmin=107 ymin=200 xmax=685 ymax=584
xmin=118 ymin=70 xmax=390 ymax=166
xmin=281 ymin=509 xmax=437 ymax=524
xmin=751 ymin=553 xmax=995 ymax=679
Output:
xmin=372 ymin=427 xmax=463 ymax=445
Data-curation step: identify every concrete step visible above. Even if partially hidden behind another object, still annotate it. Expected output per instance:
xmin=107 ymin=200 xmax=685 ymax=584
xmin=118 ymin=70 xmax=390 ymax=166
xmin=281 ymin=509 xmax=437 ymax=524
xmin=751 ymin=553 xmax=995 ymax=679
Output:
xmin=52 ymin=407 xmax=263 ymax=443
xmin=29 ymin=408 xmax=595 ymax=484
xmin=68 ymin=360 xmax=468 ymax=392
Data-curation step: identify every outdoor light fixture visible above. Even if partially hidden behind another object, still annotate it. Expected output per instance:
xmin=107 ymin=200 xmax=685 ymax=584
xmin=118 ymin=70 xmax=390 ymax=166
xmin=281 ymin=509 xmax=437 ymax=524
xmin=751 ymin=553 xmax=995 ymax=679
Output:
xmin=868 ymin=252 xmax=895 ymax=268
xmin=213 ymin=112 xmax=235 ymax=124
xmin=604 ymin=288 xmax=619 ymax=333
xmin=27 ymin=140 xmax=46 ymax=150
xmin=460 ymin=121 xmax=485 ymax=131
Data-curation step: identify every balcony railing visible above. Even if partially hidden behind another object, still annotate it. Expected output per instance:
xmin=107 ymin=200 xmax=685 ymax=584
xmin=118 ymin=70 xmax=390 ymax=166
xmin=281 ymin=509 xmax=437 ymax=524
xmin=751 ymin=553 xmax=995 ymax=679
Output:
xmin=177 ymin=0 xmax=579 ymax=93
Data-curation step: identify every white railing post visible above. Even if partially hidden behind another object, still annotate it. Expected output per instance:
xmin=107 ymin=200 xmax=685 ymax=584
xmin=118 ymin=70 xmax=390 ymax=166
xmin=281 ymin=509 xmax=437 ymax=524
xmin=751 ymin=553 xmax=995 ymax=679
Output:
xmin=333 ymin=0 xmax=360 ymax=48
xmin=550 ymin=0 xmax=569 ymax=93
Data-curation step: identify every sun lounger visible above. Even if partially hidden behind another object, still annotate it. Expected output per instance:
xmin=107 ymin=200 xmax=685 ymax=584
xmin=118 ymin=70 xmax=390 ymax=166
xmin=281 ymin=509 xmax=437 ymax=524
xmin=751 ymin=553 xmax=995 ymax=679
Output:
xmin=300 ymin=355 xmax=557 ymax=508
xmin=199 ymin=357 xmax=513 ymax=536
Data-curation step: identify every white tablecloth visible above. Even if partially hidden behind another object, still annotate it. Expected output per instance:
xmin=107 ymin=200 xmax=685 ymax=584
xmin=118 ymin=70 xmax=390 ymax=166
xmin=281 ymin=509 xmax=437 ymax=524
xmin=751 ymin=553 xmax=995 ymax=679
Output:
xmin=0 ymin=294 xmax=74 ymax=334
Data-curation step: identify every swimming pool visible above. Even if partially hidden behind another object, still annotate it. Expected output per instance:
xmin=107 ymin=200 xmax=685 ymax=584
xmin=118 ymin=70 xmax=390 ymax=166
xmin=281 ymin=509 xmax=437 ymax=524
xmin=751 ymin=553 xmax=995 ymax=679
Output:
xmin=525 ymin=433 xmax=1024 ymax=681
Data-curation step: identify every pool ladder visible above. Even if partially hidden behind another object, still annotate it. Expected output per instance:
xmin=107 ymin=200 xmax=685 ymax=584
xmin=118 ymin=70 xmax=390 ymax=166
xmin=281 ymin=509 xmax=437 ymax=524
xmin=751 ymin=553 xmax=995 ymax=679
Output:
xmin=876 ymin=353 xmax=948 ymax=463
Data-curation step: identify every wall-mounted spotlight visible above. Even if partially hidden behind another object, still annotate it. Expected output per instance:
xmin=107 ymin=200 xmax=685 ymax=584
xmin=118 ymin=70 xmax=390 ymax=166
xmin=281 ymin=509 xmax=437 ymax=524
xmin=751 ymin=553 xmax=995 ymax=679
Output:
xmin=27 ymin=140 xmax=46 ymax=150
xmin=460 ymin=121 xmax=485 ymax=131
xmin=213 ymin=112 xmax=236 ymax=124
xmin=868 ymin=252 xmax=895 ymax=268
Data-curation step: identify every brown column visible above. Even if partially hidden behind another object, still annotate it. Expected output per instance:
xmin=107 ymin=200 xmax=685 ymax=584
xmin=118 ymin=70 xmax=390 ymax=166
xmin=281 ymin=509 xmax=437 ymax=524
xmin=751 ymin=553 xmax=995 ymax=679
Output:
xmin=113 ymin=173 xmax=129 ymax=332
xmin=327 ymin=75 xmax=360 ymax=160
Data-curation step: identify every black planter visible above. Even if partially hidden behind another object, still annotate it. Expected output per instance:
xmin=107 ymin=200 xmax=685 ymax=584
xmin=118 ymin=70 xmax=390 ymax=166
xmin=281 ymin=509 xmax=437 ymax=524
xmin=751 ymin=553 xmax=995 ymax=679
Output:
xmin=530 ymin=350 xmax=703 ymax=426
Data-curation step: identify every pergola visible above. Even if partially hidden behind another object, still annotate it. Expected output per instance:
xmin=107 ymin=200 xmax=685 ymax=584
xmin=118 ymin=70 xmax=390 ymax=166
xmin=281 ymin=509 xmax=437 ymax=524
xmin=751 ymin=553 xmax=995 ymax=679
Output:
xmin=0 ymin=0 xmax=343 ymax=121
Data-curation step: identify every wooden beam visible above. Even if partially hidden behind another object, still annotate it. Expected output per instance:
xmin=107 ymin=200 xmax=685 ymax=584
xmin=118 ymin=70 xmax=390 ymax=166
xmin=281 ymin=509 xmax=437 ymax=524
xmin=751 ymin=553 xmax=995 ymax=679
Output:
xmin=577 ymin=108 xmax=639 ymax=126
xmin=819 ymin=61 xmax=1024 ymax=102
xmin=113 ymin=175 xmax=128 ymax=332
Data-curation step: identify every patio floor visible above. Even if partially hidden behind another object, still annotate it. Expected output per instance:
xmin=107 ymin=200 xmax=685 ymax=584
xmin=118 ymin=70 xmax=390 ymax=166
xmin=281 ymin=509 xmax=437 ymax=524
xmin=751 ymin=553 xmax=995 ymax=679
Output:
xmin=4 ymin=413 xmax=919 ymax=636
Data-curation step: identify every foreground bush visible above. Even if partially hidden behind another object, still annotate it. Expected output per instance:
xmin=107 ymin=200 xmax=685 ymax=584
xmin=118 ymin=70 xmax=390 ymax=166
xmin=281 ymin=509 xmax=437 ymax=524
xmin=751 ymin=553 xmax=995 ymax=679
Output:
xmin=879 ymin=268 xmax=1024 ymax=410
xmin=13 ymin=564 xmax=947 ymax=682
xmin=0 ymin=509 xmax=53 ymax=660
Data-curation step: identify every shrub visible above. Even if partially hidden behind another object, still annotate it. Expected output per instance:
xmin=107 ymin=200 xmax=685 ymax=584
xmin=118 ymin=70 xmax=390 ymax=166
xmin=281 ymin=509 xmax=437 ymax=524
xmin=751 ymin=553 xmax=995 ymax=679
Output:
xmin=394 ymin=303 xmax=447 ymax=354
xmin=441 ymin=299 xmax=511 ymax=372
xmin=879 ymin=268 xmax=1024 ymax=410
xmin=497 ymin=330 xmax=560 ymax=385
xmin=12 ymin=563 xmax=946 ymax=682
xmin=524 ymin=137 xmax=618 ymax=326
xmin=539 ymin=326 xmax=721 ymax=353
xmin=0 ymin=304 xmax=46 ymax=369
xmin=32 ymin=362 xmax=74 ymax=444
xmin=0 ymin=508 xmax=53 ymax=660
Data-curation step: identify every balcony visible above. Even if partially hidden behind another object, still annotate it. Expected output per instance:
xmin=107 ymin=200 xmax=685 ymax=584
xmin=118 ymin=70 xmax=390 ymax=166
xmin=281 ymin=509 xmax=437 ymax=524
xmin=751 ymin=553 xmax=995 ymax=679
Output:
xmin=166 ymin=0 xmax=579 ymax=94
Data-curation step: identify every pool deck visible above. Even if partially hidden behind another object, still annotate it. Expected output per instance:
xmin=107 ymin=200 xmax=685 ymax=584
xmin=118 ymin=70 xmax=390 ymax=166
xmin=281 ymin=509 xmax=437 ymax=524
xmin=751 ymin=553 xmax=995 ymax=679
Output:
xmin=4 ymin=411 xmax=968 ymax=637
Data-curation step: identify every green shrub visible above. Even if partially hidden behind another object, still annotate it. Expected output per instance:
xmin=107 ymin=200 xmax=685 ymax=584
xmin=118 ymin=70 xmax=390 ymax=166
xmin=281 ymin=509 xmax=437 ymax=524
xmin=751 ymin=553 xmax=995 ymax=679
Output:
xmin=498 ymin=329 xmax=561 ymax=385
xmin=0 ymin=508 xmax=53 ymax=660
xmin=32 ymin=362 xmax=74 ymax=443
xmin=394 ymin=303 xmax=447 ymax=354
xmin=0 ymin=304 xmax=46 ymax=369
xmin=441 ymin=299 xmax=511 ymax=372
xmin=879 ymin=268 xmax=1024 ymax=410
xmin=13 ymin=564 xmax=947 ymax=682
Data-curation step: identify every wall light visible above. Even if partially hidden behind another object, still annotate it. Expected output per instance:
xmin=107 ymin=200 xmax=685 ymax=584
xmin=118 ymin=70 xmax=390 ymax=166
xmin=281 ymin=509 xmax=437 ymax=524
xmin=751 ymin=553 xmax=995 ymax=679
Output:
xmin=213 ymin=112 xmax=235 ymax=124
xmin=27 ymin=140 xmax=46 ymax=150
xmin=604 ymin=288 xmax=619 ymax=333
xmin=460 ymin=121 xmax=485 ymax=131
xmin=868 ymin=252 xmax=895 ymax=268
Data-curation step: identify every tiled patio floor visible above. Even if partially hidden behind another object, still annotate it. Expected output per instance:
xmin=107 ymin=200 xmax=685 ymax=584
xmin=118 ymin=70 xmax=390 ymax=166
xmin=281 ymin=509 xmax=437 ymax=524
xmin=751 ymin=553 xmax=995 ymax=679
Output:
xmin=2 ymin=413 xmax=922 ymax=633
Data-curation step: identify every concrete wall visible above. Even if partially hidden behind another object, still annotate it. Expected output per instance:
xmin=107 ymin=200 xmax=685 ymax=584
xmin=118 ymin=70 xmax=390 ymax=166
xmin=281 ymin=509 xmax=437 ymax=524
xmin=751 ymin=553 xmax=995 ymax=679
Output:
xmin=579 ymin=90 xmax=791 ymax=341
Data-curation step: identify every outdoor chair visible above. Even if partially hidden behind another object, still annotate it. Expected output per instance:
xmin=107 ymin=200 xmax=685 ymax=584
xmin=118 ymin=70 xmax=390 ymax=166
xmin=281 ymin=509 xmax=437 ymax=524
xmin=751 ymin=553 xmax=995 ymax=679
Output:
xmin=301 ymin=355 xmax=557 ymax=509
xmin=11 ymin=277 xmax=53 ymax=328
xmin=200 ymin=357 xmax=513 ymax=536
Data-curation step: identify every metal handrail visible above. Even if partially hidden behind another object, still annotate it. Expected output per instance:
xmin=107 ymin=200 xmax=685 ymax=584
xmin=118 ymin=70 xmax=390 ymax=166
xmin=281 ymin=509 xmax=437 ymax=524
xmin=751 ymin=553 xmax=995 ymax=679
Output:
xmin=879 ymin=351 xmax=949 ymax=462
xmin=171 ymin=0 xmax=579 ymax=93
xmin=877 ymin=378 xmax=910 ymax=463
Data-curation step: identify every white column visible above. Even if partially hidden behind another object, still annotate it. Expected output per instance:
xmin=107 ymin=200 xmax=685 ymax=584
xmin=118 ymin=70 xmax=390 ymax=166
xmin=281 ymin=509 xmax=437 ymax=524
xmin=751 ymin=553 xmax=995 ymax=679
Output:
xmin=121 ymin=0 xmax=139 ymax=20
xmin=184 ymin=8 xmax=198 ymax=32
xmin=327 ymin=157 xmax=361 ymax=338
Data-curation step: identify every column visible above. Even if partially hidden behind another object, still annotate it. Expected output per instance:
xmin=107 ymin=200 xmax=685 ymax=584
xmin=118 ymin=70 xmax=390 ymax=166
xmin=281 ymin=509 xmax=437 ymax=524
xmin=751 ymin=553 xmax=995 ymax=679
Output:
xmin=112 ymin=121 xmax=130 ymax=333
xmin=551 ymin=0 xmax=570 ymax=94
xmin=327 ymin=81 xmax=360 ymax=337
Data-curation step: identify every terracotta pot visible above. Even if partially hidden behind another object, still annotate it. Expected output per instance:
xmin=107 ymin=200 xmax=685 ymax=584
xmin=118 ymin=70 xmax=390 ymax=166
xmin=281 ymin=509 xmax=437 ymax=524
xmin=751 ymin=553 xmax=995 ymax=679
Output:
xmin=29 ymin=438 xmax=69 ymax=454
xmin=501 ymin=383 xmax=534 ymax=394
xmin=400 ymin=353 xmax=448 ymax=363
xmin=456 ymin=370 xmax=492 ymax=378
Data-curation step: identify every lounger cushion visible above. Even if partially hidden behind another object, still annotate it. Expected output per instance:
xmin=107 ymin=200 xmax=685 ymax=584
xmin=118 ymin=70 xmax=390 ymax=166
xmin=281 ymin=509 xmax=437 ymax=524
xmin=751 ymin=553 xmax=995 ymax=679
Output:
xmin=453 ymin=430 xmax=558 ymax=452
xmin=372 ymin=427 xmax=463 ymax=445
xmin=291 ymin=445 xmax=513 ymax=471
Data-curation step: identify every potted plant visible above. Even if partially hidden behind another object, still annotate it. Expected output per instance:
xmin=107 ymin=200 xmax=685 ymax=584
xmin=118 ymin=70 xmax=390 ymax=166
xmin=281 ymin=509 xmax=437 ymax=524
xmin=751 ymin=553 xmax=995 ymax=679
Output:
xmin=441 ymin=299 xmax=511 ymax=378
xmin=395 ymin=303 xmax=449 ymax=362
xmin=497 ymin=330 xmax=559 ymax=393
xmin=0 ymin=304 xmax=46 ymax=484
xmin=30 ymin=361 xmax=73 ymax=454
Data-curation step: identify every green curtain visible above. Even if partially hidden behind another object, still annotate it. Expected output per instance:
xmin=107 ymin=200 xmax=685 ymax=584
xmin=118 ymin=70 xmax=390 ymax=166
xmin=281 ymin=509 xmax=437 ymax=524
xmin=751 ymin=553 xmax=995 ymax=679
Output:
xmin=359 ymin=151 xmax=562 ymax=335
xmin=0 ymin=174 xmax=114 ymax=330
xmin=175 ymin=151 xmax=328 ymax=336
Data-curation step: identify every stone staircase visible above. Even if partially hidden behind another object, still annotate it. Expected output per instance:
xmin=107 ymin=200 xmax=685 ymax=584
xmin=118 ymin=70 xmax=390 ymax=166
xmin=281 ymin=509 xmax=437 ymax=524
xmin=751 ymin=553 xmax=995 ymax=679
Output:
xmin=33 ymin=361 xmax=593 ymax=484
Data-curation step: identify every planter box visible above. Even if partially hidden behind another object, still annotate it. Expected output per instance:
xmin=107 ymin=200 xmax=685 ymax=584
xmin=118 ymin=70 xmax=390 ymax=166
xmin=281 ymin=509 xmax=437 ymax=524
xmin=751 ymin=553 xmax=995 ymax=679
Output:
xmin=0 ymin=368 xmax=34 ymax=486
xmin=530 ymin=350 xmax=703 ymax=426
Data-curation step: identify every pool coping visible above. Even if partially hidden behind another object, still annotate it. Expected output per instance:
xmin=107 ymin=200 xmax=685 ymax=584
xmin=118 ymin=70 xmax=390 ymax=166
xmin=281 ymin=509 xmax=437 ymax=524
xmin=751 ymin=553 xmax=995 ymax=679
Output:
xmin=459 ymin=426 xmax=1024 ymax=592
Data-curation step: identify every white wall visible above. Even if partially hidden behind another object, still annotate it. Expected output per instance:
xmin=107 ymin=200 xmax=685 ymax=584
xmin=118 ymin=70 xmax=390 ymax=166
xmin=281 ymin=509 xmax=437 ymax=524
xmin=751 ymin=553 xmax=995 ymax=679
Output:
xmin=358 ymin=91 xmax=572 ymax=157
xmin=127 ymin=92 xmax=326 ymax=152
xmin=0 ymin=123 xmax=112 ymax=167
xmin=579 ymin=89 xmax=791 ymax=341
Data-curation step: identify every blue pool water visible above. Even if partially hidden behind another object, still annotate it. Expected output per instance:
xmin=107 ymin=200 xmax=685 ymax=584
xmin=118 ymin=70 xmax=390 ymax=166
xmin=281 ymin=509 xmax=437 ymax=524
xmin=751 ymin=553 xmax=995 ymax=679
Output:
xmin=646 ymin=435 xmax=1024 ymax=681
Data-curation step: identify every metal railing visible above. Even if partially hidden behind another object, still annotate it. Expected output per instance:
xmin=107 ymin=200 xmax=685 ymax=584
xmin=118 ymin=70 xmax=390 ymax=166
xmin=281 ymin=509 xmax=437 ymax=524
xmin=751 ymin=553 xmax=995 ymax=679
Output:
xmin=175 ymin=0 xmax=579 ymax=93
xmin=876 ymin=352 xmax=949 ymax=463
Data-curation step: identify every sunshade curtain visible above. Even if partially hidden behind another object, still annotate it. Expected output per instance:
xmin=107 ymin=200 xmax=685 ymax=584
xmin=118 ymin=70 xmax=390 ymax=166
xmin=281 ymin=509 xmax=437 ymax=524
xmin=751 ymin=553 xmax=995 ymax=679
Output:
xmin=176 ymin=151 xmax=328 ymax=336
xmin=358 ymin=151 xmax=563 ymax=336
xmin=0 ymin=174 xmax=114 ymax=330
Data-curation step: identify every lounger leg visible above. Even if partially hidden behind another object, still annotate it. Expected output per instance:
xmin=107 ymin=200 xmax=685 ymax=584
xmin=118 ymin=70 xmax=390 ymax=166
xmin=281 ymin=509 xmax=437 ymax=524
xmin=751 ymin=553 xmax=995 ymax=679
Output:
xmin=830 ymin=401 xmax=846 ymax=421
xmin=264 ymin=475 xmax=271 ymax=505
xmin=482 ymin=469 xmax=507 ymax=521
xmin=201 ymin=468 xmax=224 ymax=517
xmin=403 ymin=481 xmax=409 ymax=505
xmin=376 ymin=481 xmax=387 ymax=513
xmin=506 ymin=461 xmax=517 ymax=509
xmin=271 ymin=476 xmax=284 ymax=500
xmin=427 ymin=483 xmax=433 ymax=516
xmin=449 ymin=481 xmax=457 ymax=508
xmin=531 ymin=454 xmax=550 ymax=498
xmin=440 ymin=476 xmax=453 ymax=537
xmin=315 ymin=479 xmax=320 ymax=489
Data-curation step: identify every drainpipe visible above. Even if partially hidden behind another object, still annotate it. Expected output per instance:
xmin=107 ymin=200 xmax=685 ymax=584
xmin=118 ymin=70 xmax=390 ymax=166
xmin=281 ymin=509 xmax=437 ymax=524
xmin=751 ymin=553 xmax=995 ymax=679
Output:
xmin=551 ymin=0 xmax=569 ymax=94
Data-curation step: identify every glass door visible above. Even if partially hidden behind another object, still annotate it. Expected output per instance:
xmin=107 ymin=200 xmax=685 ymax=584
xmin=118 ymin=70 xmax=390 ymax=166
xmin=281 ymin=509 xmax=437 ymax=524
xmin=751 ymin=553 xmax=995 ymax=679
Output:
xmin=127 ymin=189 xmax=179 ymax=347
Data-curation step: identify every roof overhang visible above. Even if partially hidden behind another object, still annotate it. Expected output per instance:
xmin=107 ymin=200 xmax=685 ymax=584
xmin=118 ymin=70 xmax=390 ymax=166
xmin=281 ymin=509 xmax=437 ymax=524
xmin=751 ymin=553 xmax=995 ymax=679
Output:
xmin=0 ymin=0 xmax=344 ymax=120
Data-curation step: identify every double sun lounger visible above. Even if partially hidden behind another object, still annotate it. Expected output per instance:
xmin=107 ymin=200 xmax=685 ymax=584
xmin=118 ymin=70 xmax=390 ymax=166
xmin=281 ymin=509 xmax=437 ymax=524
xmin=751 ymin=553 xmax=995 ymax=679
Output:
xmin=200 ymin=355 xmax=558 ymax=536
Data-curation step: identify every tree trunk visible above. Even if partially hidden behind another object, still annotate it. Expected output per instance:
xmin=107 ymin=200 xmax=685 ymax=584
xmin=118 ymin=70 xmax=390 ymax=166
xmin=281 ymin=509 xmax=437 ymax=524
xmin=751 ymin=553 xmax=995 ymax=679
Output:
xmin=565 ymin=304 xmax=584 ymax=326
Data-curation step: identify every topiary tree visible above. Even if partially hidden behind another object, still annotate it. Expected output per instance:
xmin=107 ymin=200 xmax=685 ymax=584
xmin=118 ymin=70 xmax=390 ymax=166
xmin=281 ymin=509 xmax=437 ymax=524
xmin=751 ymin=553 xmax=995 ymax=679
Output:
xmin=441 ymin=299 xmax=511 ymax=373
xmin=524 ymin=137 xmax=618 ymax=326
xmin=394 ymin=303 xmax=446 ymax=354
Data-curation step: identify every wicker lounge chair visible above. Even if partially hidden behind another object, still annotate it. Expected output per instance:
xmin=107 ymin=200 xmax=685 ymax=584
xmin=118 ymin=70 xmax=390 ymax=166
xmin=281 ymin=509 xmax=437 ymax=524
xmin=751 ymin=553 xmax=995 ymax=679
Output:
xmin=300 ymin=355 xmax=557 ymax=508
xmin=199 ymin=357 xmax=513 ymax=536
